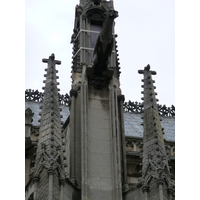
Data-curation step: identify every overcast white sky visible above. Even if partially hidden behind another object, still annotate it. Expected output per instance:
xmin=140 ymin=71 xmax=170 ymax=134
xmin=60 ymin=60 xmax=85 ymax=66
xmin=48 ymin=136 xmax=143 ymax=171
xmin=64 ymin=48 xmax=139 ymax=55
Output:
xmin=25 ymin=0 xmax=175 ymax=106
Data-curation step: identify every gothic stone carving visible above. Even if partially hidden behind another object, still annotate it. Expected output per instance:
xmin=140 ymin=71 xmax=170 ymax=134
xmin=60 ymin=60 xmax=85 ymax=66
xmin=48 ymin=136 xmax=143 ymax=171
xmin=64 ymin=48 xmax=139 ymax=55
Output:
xmin=92 ymin=0 xmax=102 ymax=5
xmin=86 ymin=10 xmax=118 ymax=89
xmin=89 ymin=74 xmax=108 ymax=90
xmin=30 ymin=143 xmax=65 ymax=181
xmin=139 ymin=160 xmax=174 ymax=198
xmin=92 ymin=10 xmax=118 ymax=74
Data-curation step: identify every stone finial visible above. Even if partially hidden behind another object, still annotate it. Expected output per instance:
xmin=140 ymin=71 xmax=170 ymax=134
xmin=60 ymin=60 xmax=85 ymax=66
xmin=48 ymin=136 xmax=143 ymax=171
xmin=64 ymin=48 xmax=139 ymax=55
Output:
xmin=138 ymin=64 xmax=158 ymax=110
xmin=138 ymin=64 xmax=156 ymax=75
xmin=42 ymin=53 xmax=61 ymax=65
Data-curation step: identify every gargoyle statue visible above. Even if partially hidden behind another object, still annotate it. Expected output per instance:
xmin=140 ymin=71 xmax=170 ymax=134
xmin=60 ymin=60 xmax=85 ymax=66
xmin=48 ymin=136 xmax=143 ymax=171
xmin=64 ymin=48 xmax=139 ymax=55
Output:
xmin=92 ymin=10 xmax=118 ymax=74
xmin=92 ymin=0 xmax=102 ymax=5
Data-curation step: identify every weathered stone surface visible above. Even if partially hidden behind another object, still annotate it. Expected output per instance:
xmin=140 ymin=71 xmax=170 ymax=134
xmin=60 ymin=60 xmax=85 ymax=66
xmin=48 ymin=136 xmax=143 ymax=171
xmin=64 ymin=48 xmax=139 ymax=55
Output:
xmin=123 ymin=186 xmax=144 ymax=200
xmin=138 ymin=65 xmax=174 ymax=199
xmin=25 ymin=55 xmax=66 ymax=200
xmin=87 ymin=88 xmax=114 ymax=197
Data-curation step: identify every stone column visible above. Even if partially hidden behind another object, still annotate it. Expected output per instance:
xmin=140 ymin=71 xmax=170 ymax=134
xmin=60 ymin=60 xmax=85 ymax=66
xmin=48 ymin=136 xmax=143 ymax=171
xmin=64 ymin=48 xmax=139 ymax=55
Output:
xmin=142 ymin=186 xmax=149 ymax=200
xmin=109 ymin=81 xmax=122 ymax=200
xmin=32 ymin=176 xmax=39 ymax=200
xmin=109 ymin=85 xmax=117 ymax=199
xmin=48 ymin=169 xmax=55 ymax=200
xmin=81 ymin=66 xmax=88 ymax=199
xmin=70 ymin=89 xmax=77 ymax=184
xmin=60 ymin=178 xmax=65 ymax=200
xmin=168 ymin=188 xmax=174 ymax=200
xmin=118 ymin=94 xmax=128 ymax=190
xmin=115 ymin=91 xmax=122 ymax=199
xmin=157 ymin=180 xmax=164 ymax=200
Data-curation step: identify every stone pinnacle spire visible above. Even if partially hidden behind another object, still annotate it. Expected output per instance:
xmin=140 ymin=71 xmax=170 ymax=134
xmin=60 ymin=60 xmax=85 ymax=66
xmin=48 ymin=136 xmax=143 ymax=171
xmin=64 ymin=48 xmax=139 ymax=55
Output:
xmin=79 ymin=0 xmax=113 ymax=7
xmin=80 ymin=0 xmax=101 ymax=4
xmin=30 ymin=54 xmax=65 ymax=200
xmin=36 ymin=53 xmax=62 ymax=159
xmin=138 ymin=65 xmax=174 ymax=200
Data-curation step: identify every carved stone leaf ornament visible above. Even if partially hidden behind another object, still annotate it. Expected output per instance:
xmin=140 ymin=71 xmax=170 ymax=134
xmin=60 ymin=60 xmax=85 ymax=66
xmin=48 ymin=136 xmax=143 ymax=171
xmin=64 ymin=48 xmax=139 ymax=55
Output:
xmin=30 ymin=143 xmax=65 ymax=180
xmin=140 ymin=160 xmax=172 ymax=191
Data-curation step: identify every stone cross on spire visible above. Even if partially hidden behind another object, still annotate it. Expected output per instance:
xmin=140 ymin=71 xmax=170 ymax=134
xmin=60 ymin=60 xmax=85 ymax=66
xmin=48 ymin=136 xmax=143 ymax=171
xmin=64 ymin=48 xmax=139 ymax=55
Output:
xmin=42 ymin=53 xmax=61 ymax=66
xmin=138 ymin=64 xmax=158 ymax=110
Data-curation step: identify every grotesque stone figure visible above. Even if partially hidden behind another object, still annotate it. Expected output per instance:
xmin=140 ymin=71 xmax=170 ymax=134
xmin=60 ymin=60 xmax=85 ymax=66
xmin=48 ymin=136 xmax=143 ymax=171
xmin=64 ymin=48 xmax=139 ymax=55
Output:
xmin=92 ymin=10 xmax=118 ymax=74
xmin=92 ymin=0 xmax=102 ymax=5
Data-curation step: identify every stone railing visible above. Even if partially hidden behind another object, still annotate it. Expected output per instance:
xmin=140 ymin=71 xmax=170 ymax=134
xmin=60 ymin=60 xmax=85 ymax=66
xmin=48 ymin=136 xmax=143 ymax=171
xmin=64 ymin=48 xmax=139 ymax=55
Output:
xmin=25 ymin=90 xmax=175 ymax=116
xmin=123 ymin=100 xmax=175 ymax=117
xmin=25 ymin=89 xmax=43 ymax=102
xmin=123 ymin=101 xmax=143 ymax=113
xmin=25 ymin=89 xmax=70 ymax=105
xmin=158 ymin=104 xmax=175 ymax=117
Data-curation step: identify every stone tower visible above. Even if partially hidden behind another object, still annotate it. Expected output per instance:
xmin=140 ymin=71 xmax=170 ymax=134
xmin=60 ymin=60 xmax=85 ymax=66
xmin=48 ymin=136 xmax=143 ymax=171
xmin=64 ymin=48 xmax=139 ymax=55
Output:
xmin=138 ymin=65 xmax=174 ymax=200
xmin=67 ymin=0 xmax=126 ymax=199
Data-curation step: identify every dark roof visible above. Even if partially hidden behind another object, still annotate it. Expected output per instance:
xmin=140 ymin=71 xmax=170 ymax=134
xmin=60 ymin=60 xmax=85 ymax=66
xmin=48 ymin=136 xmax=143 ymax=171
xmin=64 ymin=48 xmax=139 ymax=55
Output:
xmin=124 ymin=112 xmax=175 ymax=142
xmin=25 ymin=101 xmax=175 ymax=142
xmin=25 ymin=101 xmax=70 ymax=127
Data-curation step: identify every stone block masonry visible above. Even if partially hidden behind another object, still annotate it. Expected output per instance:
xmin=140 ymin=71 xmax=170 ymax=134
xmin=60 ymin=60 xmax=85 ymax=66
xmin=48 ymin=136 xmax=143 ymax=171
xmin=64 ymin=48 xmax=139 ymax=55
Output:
xmin=87 ymin=87 xmax=114 ymax=199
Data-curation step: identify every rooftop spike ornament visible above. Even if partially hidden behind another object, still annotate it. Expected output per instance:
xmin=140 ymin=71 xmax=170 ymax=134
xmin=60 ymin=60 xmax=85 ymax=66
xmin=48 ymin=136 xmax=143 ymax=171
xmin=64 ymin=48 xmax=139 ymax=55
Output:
xmin=29 ymin=54 xmax=66 ymax=200
xmin=138 ymin=64 xmax=174 ymax=200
